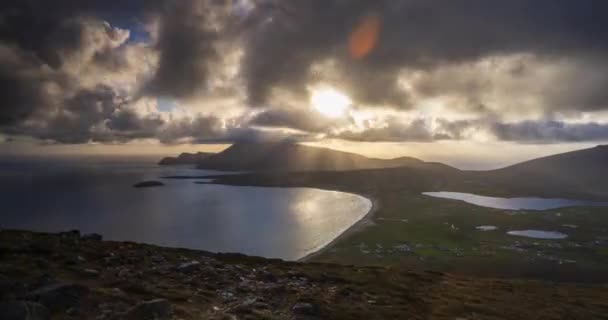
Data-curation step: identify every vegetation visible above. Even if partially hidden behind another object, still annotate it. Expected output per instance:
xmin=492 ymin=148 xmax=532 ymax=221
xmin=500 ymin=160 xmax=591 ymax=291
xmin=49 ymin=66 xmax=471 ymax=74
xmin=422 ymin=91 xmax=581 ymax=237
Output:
xmin=192 ymin=144 xmax=608 ymax=282
xmin=1 ymin=230 xmax=607 ymax=319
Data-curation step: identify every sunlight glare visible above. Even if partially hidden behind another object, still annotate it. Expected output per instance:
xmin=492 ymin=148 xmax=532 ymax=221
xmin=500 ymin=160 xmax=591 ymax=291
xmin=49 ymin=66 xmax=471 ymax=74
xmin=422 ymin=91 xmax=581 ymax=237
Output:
xmin=310 ymin=88 xmax=352 ymax=118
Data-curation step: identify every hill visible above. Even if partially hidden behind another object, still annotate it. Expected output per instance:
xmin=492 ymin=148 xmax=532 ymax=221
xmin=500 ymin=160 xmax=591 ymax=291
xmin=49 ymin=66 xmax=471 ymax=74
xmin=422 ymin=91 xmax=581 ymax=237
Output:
xmin=190 ymin=142 xmax=452 ymax=172
xmin=1 ymin=229 xmax=607 ymax=320
xmin=496 ymin=144 xmax=608 ymax=177
xmin=158 ymin=152 xmax=215 ymax=165
xmin=475 ymin=145 xmax=608 ymax=199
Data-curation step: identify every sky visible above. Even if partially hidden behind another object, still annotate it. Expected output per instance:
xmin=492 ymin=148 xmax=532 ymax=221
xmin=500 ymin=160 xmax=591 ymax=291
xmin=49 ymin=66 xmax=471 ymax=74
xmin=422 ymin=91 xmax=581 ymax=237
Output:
xmin=1 ymin=0 xmax=608 ymax=169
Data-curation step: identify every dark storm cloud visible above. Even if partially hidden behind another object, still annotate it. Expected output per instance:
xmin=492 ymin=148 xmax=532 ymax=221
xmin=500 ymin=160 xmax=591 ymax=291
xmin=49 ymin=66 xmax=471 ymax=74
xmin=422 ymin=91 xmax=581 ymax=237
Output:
xmin=0 ymin=0 xmax=168 ymax=142
xmin=11 ymin=86 xmax=164 ymax=144
xmin=143 ymin=0 xmax=225 ymax=99
xmin=0 ymin=45 xmax=63 ymax=125
xmin=2 ymin=0 xmax=608 ymax=145
xmin=491 ymin=121 xmax=608 ymax=143
xmin=248 ymin=108 xmax=346 ymax=132
xmin=0 ymin=0 xmax=158 ymax=68
xmin=0 ymin=1 xmax=147 ymax=127
xmin=243 ymin=0 xmax=608 ymax=110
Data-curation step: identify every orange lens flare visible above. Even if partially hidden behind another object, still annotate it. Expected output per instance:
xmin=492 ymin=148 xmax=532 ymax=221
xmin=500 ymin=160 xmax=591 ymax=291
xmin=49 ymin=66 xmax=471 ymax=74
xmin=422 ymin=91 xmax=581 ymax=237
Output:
xmin=348 ymin=14 xmax=381 ymax=59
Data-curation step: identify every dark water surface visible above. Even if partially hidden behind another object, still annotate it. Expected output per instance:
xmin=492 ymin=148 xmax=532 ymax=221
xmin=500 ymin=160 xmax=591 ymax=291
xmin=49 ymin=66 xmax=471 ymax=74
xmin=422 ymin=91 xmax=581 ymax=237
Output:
xmin=0 ymin=157 xmax=371 ymax=260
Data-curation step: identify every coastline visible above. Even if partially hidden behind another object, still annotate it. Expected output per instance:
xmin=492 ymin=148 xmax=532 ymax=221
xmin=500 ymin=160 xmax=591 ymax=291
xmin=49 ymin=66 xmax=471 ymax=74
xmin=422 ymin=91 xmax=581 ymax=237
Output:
xmin=298 ymin=193 xmax=380 ymax=262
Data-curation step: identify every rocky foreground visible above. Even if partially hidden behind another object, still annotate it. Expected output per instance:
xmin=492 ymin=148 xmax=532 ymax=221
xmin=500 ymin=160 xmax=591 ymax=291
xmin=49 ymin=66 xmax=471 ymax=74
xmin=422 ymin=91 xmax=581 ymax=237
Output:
xmin=1 ymin=230 xmax=607 ymax=320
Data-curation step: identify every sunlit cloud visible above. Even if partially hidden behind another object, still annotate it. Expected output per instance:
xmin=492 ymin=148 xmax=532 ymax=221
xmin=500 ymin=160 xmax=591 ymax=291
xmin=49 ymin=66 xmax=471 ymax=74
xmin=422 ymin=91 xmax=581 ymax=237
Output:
xmin=1 ymin=0 xmax=608 ymax=148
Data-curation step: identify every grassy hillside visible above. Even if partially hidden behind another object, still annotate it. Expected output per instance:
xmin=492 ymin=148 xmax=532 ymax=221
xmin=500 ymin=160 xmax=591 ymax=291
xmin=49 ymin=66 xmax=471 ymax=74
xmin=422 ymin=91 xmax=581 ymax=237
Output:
xmin=1 ymin=230 xmax=607 ymax=320
xmin=204 ymin=163 xmax=608 ymax=282
xmin=162 ymin=145 xmax=608 ymax=282
xmin=478 ymin=145 xmax=608 ymax=199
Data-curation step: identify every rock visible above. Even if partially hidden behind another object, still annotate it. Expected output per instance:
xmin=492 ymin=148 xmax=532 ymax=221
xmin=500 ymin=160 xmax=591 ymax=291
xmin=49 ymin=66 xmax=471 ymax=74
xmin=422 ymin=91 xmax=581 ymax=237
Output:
xmin=0 ymin=301 xmax=50 ymax=320
xmin=0 ymin=274 xmax=22 ymax=299
xmin=258 ymin=270 xmax=277 ymax=282
xmin=211 ymin=313 xmax=238 ymax=320
xmin=82 ymin=233 xmax=103 ymax=241
xmin=218 ymin=290 xmax=235 ymax=301
xmin=125 ymin=299 xmax=170 ymax=320
xmin=59 ymin=230 xmax=81 ymax=238
xmin=117 ymin=268 xmax=130 ymax=279
xmin=83 ymin=269 xmax=100 ymax=277
xmin=26 ymin=283 xmax=89 ymax=312
xmin=230 ymin=298 xmax=257 ymax=314
xmin=292 ymin=301 xmax=318 ymax=316
xmin=229 ymin=297 xmax=270 ymax=315
xmin=133 ymin=181 xmax=164 ymax=188
xmin=176 ymin=261 xmax=200 ymax=272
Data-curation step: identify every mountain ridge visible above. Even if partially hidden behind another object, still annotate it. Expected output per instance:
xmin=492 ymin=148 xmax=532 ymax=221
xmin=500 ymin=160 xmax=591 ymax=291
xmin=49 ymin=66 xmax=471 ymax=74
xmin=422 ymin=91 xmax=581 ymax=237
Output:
xmin=479 ymin=144 xmax=608 ymax=197
xmin=159 ymin=141 xmax=455 ymax=172
xmin=158 ymin=151 xmax=215 ymax=165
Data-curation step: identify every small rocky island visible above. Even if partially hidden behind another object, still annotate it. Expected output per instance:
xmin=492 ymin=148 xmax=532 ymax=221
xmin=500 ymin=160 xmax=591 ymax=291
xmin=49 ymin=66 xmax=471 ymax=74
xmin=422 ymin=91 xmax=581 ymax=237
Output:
xmin=1 ymin=230 xmax=607 ymax=320
xmin=133 ymin=181 xmax=165 ymax=188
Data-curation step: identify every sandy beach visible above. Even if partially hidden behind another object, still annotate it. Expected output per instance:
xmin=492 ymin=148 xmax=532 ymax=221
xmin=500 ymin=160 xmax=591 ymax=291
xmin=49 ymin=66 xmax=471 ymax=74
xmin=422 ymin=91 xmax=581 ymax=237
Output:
xmin=298 ymin=193 xmax=380 ymax=262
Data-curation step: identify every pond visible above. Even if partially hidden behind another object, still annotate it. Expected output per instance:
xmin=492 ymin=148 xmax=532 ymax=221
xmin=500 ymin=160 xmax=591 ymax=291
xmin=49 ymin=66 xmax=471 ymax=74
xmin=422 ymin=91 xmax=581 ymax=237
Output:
xmin=507 ymin=230 xmax=568 ymax=239
xmin=422 ymin=191 xmax=608 ymax=211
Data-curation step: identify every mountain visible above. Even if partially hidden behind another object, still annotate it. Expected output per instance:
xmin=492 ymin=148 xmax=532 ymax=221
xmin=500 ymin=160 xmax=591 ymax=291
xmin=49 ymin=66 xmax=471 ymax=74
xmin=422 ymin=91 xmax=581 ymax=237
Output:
xmin=190 ymin=142 xmax=448 ymax=172
xmin=498 ymin=145 xmax=608 ymax=175
xmin=158 ymin=152 xmax=215 ymax=165
xmin=479 ymin=145 xmax=608 ymax=198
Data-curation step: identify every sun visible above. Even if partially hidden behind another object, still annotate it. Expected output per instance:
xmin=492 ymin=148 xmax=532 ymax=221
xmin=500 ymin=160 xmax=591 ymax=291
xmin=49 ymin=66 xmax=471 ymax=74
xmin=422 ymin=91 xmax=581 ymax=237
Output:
xmin=310 ymin=88 xmax=352 ymax=118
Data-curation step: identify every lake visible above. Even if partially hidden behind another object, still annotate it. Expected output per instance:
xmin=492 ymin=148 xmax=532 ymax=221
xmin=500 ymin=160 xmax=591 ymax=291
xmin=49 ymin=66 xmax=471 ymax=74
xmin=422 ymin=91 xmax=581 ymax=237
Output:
xmin=422 ymin=191 xmax=608 ymax=211
xmin=0 ymin=157 xmax=371 ymax=260
xmin=507 ymin=230 xmax=568 ymax=239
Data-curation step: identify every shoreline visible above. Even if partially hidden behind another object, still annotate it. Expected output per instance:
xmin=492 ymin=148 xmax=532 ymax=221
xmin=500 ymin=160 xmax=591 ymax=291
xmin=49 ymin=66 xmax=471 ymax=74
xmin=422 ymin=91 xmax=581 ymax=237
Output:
xmin=298 ymin=193 xmax=380 ymax=262
xmin=194 ymin=179 xmax=380 ymax=262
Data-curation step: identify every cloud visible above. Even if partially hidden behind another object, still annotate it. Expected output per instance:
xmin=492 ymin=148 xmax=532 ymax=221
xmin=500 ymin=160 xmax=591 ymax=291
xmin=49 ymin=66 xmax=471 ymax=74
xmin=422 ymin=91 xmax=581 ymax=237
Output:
xmin=332 ymin=117 xmax=608 ymax=143
xmin=490 ymin=120 xmax=608 ymax=143
xmin=143 ymin=0 xmax=227 ymax=99
xmin=248 ymin=108 xmax=348 ymax=133
xmin=331 ymin=117 xmax=478 ymax=142
xmin=241 ymin=0 xmax=608 ymax=111
xmin=2 ymin=0 xmax=608 ymax=145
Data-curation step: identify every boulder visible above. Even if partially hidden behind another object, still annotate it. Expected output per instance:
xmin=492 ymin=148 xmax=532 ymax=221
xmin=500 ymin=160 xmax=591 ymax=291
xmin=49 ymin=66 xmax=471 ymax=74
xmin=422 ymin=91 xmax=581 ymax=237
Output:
xmin=292 ymin=301 xmax=318 ymax=316
xmin=82 ymin=233 xmax=103 ymax=241
xmin=82 ymin=269 xmax=100 ymax=277
xmin=0 ymin=301 xmax=50 ymax=320
xmin=229 ymin=298 xmax=269 ymax=315
xmin=26 ymin=283 xmax=89 ymax=312
xmin=125 ymin=299 xmax=170 ymax=320
xmin=0 ymin=274 xmax=23 ymax=299
xmin=176 ymin=261 xmax=200 ymax=272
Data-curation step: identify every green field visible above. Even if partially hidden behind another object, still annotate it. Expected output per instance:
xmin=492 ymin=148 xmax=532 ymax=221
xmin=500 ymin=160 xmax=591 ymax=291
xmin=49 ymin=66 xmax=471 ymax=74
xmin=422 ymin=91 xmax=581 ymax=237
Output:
xmin=311 ymin=193 xmax=608 ymax=282
xmin=207 ymin=166 xmax=608 ymax=282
